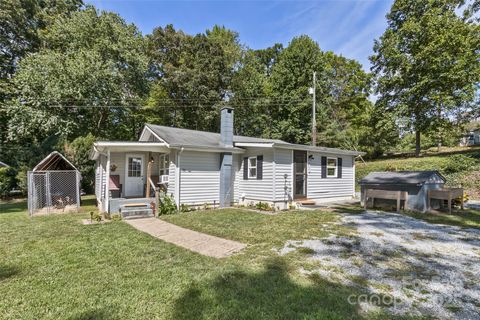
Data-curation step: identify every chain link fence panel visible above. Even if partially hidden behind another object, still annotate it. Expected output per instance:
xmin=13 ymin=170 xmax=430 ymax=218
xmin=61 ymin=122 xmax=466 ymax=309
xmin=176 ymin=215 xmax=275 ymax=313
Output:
xmin=28 ymin=170 xmax=80 ymax=216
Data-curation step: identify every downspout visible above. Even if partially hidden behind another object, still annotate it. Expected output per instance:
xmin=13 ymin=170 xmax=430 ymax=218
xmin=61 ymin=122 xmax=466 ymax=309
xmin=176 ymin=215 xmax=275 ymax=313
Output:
xmin=105 ymin=149 xmax=111 ymax=213
xmin=175 ymin=147 xmax=184 ymax=208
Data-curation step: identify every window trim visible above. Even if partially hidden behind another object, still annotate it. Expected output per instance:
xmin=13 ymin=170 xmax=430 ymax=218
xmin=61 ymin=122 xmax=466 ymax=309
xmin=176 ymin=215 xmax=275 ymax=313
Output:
xmin=326 ymin=157 xmax=337 ymax=178
xmin=248 ymin=156 xmax=257 ymax=179
xmin=159 ymin=154 xmax=169 ymax=176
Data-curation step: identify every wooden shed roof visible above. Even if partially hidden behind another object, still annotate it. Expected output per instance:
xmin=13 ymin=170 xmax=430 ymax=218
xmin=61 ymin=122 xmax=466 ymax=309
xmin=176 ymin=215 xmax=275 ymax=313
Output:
xmin=32 ymin=151 xmax=78 ymax=172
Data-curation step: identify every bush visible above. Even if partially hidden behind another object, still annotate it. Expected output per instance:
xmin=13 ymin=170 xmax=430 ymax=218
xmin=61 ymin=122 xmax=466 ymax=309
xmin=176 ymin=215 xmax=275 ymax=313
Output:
xmin=180 ymin=204 xmax=194 ymax=212
xmin=63 ymin=134 xmax=96 ymax=194
xmin=90 ymin=211 xmax=102 ymax=222
xmin=442 ymin=154 xmax=477 ymax=174
xmin=0 ymin=167 xmax=17 ymax=198
xmin=255 ymin=202 xmax=272 ymax=211
xmin=159 ymin=195 xmax=177 ymax=215
xmin=15 ymin=166 xmax=29 ymax=195
xmin=111 ymin=213 xmax=122 ymax=221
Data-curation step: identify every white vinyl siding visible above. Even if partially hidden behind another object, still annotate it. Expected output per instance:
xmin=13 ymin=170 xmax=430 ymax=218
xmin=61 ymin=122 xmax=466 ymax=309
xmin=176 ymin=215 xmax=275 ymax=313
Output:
xmin=179 ymin=151 xmax=220 ymax=205
xmin=237 ymin=148 xmax=274 ymax=202
xmin=232 ymin=154 xmax=240 ymax=204
xmin=307 ymin=153 xmax=354 ymax=199
xmin=273 ymin=148 xmax=293 ymax=202
xmin=167 ymin=150 xmax=176 ymax=197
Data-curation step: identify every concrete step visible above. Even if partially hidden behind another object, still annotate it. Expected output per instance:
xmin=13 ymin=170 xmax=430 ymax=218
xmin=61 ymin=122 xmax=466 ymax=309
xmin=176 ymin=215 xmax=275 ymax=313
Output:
xmin=123 ymin=213 xmax=154 ymax=220
xmin=120 ymin=205 xmax=153 ymax=219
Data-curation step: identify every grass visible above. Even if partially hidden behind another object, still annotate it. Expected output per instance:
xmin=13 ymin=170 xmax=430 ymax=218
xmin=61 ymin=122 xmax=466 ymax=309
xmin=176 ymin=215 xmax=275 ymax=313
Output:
xmin=0 ymin=196 xmax=412 ymax=320
xmin=402 ymin=208 xmax=480 ymax=229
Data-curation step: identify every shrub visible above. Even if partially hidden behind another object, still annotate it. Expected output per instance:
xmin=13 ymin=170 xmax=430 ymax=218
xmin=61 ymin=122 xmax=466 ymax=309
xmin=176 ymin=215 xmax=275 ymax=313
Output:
xmin=0 ymin=167 xmax=17 ymax=198
xmin=180 ymin=204 xmax=194 ymax=212
xmin=90 ymin=211 xmax=102 ymax=222
xmin=159 ymin=195 xmax=177 ymax=215
xmin=111 ymin=213 xmax=122 ymax=221
xmin=15 ymin=166 xmax=29 ymax=195
xmin=103 ymin=212 xmax=111 ymax=220
xmin=255 ymin=202 xmax=271 ymax=211
xmin=442 ymin=154 xmax=477 ymax=174
xmin=63 ymin=134 xmax=96 ymax=194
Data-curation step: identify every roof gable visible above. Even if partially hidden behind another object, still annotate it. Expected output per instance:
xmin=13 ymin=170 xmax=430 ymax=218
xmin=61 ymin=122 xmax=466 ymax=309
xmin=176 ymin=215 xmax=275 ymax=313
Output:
xmin=33 ymin=151 xmax=78 ymax=171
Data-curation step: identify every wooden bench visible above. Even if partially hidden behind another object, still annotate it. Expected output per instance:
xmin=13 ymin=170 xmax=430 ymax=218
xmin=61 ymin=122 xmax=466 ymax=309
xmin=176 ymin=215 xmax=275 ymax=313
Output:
xmin=427 ymin=188 xmax=464 ymax=214
xmin=364 ymin=189 xmax=408 ymax=213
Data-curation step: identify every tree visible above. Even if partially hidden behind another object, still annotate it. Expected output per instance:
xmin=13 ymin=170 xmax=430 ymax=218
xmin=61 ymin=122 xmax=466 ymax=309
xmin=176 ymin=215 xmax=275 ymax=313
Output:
xmin=6 ymin=6 xmax=149 ymax=145
xmin=0 ymin=0 xmax=83 ymax=166
xmin=371 ymin=0 xmax=480 ymax=156
xmin=147 ymin=25 xmax=241 ymax=132
xmin=0 ymin=0 xmax=83 ymax=81
xmin=230 ymin=45 xmax=283 ymax=137
xmin=62 ymin=133 xmax=96 ymax=193
xmin=269 ymin=35 xmax=323 ymax=144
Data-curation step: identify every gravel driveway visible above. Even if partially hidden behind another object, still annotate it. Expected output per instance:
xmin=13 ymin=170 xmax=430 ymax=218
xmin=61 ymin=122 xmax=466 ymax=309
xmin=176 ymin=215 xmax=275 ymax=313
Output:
xmin=280 ymin=211 xmax=480 ymax=319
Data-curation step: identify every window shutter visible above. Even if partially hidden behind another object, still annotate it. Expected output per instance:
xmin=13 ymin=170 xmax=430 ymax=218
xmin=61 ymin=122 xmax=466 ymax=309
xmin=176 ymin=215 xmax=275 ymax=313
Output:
xmin=337 ymin=157 xmax=342 ymax=178
xmin=321 ymin=156 xmax=327 ymax=178
xmin=257 ymin=155 xmax=263 ymax=180
xmin=243 ymin=157 xmax=248 ymax=180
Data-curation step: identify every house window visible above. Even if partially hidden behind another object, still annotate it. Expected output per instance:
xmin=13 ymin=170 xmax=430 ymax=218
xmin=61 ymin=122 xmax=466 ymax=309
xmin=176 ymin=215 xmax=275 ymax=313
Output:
xmin=159 ymin=154 xmax=169 ymax=176
xmin=327 ymin=157 xmax=337 ymax=177
xmin=248 ymin=157 xmax=257 ymax=178
xmin=128 ymin=157 xmax=142 ymax=177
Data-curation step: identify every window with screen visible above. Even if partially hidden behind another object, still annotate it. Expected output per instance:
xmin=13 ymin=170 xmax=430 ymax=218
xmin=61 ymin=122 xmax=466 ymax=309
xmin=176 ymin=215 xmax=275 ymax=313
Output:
xmin=159 ymin=154 xmax=169 ymax=176
xmin=327 ymin=157 xmax=337 ymax=177
xmin=248 ymin=157 xmax=257 ymax=178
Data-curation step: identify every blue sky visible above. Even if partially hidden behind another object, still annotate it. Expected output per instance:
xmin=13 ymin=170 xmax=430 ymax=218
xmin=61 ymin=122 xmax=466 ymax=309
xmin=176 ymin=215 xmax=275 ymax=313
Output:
xmin=86 ymin=0 xmax=394 ymax=70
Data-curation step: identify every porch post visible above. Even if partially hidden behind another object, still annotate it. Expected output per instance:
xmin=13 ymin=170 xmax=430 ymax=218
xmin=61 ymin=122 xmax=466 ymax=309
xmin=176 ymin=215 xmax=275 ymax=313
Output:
xmin=105 ymin=150 xmax=111 ymax=213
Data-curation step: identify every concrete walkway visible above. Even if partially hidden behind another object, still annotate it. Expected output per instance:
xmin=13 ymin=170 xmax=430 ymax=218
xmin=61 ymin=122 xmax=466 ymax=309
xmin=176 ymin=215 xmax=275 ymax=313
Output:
xmin=125 ymin=218 xmax=246 ymax=258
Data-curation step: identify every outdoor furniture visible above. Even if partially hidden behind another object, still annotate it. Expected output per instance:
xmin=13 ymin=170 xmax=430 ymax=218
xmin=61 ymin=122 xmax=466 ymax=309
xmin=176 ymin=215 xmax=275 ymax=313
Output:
xmin=109 ymin=175 xmax=122 ymax=198
xmin=427 ymin=188 xmax=464 ymax=214
xmin=364 ymin=189 xmax=408 ymax=213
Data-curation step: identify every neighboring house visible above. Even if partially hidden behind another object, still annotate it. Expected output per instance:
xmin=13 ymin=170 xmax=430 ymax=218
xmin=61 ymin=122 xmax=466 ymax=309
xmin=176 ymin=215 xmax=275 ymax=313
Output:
xmin=0 ymin=161 xmax=9 ymax=168
xmin=460 ymin=129 xmax=480 ymax=146
xmin=91 ymin=107 xmax=364 ymax=213
xmin=359 ymin=171 xmax=446 ymax=212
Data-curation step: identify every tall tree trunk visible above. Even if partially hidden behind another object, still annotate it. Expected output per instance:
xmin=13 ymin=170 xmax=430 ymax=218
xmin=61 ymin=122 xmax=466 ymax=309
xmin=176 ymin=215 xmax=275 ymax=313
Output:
xmin=437 ymin=103 xmax=442 ymax=152
xmin=415 ymin=130 xmax=421 ymax=157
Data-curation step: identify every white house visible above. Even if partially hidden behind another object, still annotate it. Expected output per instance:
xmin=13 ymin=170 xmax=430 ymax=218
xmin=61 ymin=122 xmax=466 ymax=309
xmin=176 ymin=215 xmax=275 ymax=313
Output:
xmin=91 ymin=107 xmax=364 ymax=215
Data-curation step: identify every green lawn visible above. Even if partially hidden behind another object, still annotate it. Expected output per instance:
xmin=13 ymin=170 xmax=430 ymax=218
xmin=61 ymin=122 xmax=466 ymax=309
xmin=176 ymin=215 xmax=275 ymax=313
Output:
xmin=0 ymin=196 xmax=410 ymax=320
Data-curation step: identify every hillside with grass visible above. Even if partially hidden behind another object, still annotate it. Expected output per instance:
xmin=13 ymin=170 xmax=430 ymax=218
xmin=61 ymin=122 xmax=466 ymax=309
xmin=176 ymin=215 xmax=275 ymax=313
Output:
xmin=356 ymin=147 xmax=480 ymax=199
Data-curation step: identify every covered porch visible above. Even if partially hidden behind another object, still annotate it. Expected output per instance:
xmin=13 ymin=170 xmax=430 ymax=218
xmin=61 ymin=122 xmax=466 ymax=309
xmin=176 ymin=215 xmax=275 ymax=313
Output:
xmin=91 ymin=141 xmax=171 ymax=215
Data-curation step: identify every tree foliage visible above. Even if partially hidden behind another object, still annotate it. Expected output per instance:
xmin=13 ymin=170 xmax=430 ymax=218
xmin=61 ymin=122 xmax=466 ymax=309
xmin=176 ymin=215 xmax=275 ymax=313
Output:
xmin=371 ymin=0 xmax=480 ymax=156
xmin=1 ymin=0 xmax=479 ymax=189
xmin=6 ymin=6 xmax=149 ymax=145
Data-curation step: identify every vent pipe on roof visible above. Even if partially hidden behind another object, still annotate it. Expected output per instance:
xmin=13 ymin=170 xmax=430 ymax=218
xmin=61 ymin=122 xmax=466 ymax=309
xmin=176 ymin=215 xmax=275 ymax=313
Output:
xmin=220 ymin=107 xmax=234 ymax=148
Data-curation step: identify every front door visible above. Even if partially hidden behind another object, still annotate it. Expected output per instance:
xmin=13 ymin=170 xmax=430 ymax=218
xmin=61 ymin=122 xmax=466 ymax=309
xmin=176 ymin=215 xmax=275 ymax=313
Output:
xmin=294 ymin=150 xmax=307 ymax=199
xmin=125 ymin=154 xmax=144 ymax=197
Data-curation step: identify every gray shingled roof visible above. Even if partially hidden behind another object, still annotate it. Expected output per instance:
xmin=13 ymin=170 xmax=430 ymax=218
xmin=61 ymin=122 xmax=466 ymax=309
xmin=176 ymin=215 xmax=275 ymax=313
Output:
xmin=359 ymin=171 xmax=446 ymax=185
xmin=146 ymin=124 xmax=364 ymax=156
xmin=147 ymin=124 xmax=287 ymax=146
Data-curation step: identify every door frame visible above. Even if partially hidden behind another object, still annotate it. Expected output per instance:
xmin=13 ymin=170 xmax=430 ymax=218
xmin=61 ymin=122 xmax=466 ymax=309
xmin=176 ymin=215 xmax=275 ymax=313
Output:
xmin=124 ymin=153 xmax=145 ymax=197
xmin=293 ymin=150 xmax=307 ymax=199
